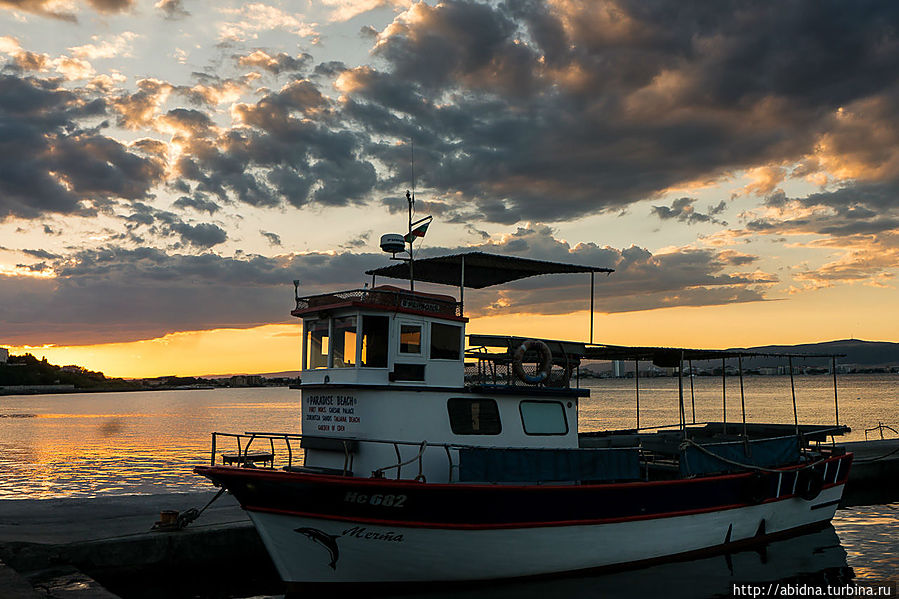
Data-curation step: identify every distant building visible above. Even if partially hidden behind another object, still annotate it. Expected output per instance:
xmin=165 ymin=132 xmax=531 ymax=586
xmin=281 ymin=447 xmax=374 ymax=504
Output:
xmin=0 ymin=348 xmax=8 ymax=363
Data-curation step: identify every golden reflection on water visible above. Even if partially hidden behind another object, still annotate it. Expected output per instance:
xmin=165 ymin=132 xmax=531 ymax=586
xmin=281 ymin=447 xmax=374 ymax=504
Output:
xmin=0 ymin=387 xmax=301 ymax=499
xmin=832 ymin=503 xmax=899 ymax=580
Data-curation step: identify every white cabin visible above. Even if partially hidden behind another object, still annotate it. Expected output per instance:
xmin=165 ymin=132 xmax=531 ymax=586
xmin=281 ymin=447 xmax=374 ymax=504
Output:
xmin=293 ymin=273 xmax=594 ymax=483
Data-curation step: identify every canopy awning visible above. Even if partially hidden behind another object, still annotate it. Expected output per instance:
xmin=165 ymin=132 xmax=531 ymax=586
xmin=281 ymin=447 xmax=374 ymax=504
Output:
xmin=365 ymin=251 xmax=614 ymax=289
xmin=585 ymin=344 xmax=844 ymax=366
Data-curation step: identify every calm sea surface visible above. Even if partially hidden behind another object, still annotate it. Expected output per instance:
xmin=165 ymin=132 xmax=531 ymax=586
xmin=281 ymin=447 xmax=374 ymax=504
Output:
xmin=0 ymin=374 xmax=896 ymax=591
xmin=0 ymin=374 xmax=896 ymax=499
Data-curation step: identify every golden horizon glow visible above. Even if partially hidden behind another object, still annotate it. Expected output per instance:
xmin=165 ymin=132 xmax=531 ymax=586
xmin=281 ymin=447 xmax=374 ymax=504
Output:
xmin=6 ymin=282 xmax=898 ymax=379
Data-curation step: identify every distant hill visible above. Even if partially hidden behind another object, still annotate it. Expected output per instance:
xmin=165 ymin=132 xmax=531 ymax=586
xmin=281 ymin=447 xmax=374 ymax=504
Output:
xmin=736 ymin=339 xmax=899 ymax=368
xmin=200 ymin=370 xmax=300 ymax=379
xmin=0 ymin=353 xmax=137 ymax=390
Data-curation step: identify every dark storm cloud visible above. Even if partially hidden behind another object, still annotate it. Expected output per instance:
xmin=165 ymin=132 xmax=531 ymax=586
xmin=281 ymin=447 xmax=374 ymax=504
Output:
xmin=235 ymin=50 xmax=312 ymax=75
xmin=260 ymin=230 xmax=282 ymax=246
xmin=445 ymin=224 xmax=774 ymax=317
xmin=0 ymin=247 xmax=382 ymax=345
xmin=0 ymin=75 xmax=166 ymax=220
xmin=21 ymin=248 xmax=60 ymax=260
xmin=168 ymin=82 xmax=378 ymax=211
xmin=325 ymin=0 xmax=899 ymax=223
xmin=169 ymin=221 xmax=228 ymax=248
xmin=0 ymin=224 xmax=773 ymax=345
xmin=172 ymin=194 xmax=221 ymax=214
xmin=651 ymin=197 xmax=727 ymax=226
xmin=156 ymin=0 xmax=189 ymax=19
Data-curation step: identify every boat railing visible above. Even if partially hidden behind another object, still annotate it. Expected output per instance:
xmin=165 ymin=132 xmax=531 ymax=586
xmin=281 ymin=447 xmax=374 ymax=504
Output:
xmin=209 ymin=431 xmax=649 ymax=483
xmin=865 ymin=422 xmax=899 ymax=440
xmin=464 ymin=336 xmax=583 ymax=389
xmin=209 ymin=425 xmax=848 ymax=483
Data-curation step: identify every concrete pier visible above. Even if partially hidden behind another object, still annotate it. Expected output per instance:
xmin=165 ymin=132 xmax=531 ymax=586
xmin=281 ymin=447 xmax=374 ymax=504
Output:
xmin=841 ymin=438 xmax=899 ymax=507
xmin=0 ymin=492 xmax=280 ymax=598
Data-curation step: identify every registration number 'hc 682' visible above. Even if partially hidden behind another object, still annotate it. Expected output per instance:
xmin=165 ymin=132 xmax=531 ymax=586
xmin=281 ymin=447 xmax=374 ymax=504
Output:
xmin=343 ymin=491 xmax=407 ymax=508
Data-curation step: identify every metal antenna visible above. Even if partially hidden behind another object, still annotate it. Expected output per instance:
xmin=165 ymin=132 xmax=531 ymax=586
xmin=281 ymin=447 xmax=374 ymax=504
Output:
xmin=408 ymin=138 xmax=416 ymax=292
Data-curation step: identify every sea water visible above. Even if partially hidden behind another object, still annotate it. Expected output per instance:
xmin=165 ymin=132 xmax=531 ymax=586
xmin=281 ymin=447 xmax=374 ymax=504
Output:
xmin=0 ymin=375 xmax=896 ymax=595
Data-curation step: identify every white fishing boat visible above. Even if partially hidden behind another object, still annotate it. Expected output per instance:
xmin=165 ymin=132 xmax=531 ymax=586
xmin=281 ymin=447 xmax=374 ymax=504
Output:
xmin=196 ymin=203 xmax=851 ymax=590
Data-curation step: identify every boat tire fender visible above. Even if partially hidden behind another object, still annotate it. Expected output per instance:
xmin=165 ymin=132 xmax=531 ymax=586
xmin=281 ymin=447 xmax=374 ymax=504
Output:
xmin=745 ymin=472 xmax=768 ymax=505
xmin=512 ymin=339 xmax=553 ymax=385
xmin=797 ymin=467 xmax=824 ymax=501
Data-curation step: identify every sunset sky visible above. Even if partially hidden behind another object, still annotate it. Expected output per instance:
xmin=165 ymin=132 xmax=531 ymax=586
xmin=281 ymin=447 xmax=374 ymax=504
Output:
xmin=1 ymin=0 xmax=898 ymax=377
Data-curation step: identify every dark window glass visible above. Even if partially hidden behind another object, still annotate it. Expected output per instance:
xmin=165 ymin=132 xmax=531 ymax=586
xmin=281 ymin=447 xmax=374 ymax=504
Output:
xmin=430 ymin=323 xmax=461 ymax=360
xmin=399 ymin=324 xmax=421 ymax=354
xmin=305 ymin=319 xmax=329 ymax=369
xmin=360 ymin=316 xmax=389 ymax=367
xmin=520 ymin=401 xmax=568 ymax=435
xmin=447 ymin=398 xmax=501 ymax=435
xmin=332 ymin=316 xmax=357 ymax=368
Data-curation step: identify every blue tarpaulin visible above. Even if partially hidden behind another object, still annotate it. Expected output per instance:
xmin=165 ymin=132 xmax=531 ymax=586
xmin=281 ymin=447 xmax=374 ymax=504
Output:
xmin=458 ymin=447 xmax=641 ymax=483
xmin=680 ymin=435 xmax=800 ymax=476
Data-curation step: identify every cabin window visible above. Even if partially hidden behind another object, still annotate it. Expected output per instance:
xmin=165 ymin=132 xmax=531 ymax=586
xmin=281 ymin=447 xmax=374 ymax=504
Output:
xmin=360 ymin=315 xmax=389 ymax=367
xmin=447 ymin=398 xmax=501 ymax=435
xmin=520 ymin=401 xmax=568 ymax=435
xmin=399 ymin=324 xmax=422 ymax=354
xmin=331 ymin=316 xmax=357 ymax=368
xmin=430 ymin=323 xmax=462 ymax=360
xmin=305 ymin=319 xmax=329 ymax=369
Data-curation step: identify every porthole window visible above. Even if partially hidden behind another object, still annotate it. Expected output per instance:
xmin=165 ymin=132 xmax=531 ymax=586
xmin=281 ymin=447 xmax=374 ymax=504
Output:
xmin=520 ymin=401 xmax=568 ymax=435
xmin=447 ymin=398 xmax=501 ymax=435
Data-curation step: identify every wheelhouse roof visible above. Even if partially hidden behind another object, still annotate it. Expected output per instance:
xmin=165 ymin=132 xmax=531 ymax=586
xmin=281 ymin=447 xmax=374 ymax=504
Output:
xmin=364 ymin=251 xmax=614 ymax=289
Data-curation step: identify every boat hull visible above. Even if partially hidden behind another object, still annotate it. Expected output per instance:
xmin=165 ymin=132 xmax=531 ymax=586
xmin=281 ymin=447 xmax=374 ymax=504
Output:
xmin=195 ymin=452 xmax=851 ymax=585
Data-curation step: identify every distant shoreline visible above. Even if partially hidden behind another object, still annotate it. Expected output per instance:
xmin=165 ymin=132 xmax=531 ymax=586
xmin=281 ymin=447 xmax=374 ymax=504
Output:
xmin=0 ymin=383 xmax=294 ymax=396
xmin=2 ymin=371 xmax=894 ymax=397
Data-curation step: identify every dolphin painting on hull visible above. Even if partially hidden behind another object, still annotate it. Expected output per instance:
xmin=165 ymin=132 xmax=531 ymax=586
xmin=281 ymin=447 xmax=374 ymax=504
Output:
xmin=294 ymin=527 xmax=340 ymax=570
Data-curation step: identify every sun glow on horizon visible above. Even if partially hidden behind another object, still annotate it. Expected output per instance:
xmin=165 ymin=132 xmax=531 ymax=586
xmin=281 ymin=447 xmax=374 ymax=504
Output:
xmin=7 ymin=280 xmax=898 ymax=379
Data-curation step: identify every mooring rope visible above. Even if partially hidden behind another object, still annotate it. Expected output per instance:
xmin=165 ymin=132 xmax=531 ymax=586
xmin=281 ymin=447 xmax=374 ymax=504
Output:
xmin=678 ymin=438 xmax=828 ymax=474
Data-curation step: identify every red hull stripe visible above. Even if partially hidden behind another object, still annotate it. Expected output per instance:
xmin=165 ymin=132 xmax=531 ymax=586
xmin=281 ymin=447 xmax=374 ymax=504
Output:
xmin=196 ymin=452 xmax=851 ymax=492
xmin=244 ymin=481 xmax=845 ymax=530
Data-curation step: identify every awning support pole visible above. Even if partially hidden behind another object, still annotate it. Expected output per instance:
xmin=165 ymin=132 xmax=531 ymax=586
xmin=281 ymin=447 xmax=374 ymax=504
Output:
xmin=589 ymin=272 xmax=595 ymax=344
xmin=635 ymin=359 xmax=640 ymax=430
xmin=789 ymin=356 xmax=799 ymax=435
xmin=722 ymin=358 xmax=727 ymax=436
xmin=678 ymin=351 xmax=686 ymax=439
xmin=689 ymin=358 xmax=696 ymax=424
xmin=738 ymin=355 xmax=747 ymax=439
xmin=459 ymin=255 xmax=465 ymax=316
xmin=832 ymin=356 xmax=839 ymax=426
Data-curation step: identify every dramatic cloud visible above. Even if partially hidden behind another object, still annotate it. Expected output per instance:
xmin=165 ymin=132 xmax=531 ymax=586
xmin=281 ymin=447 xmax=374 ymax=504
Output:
xmin=651 ymin=197 xmax=727 ymax=226
xmin=155 ymin=0 xmax=188 ymax=19
xmin=327 ymin=0 xmax=899 ymax=223
xmin=236 ymin=50 xmax=312 ymax=75
xmin=260 ymin=230 xmax=282 ymax=246
xmin=453 ymin=225 xmax=775 ymax=317
xmin=0 ymin=75 xmax=167 ymax=220
xmin=0 ymin=223 xmax=776 ymax=345
xmin=0 ymin=0 xmax=133 ymax=20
